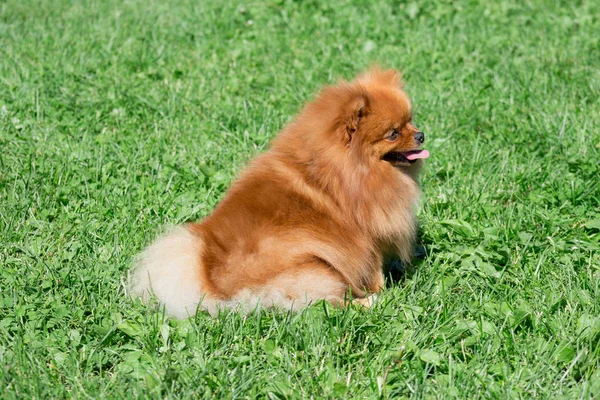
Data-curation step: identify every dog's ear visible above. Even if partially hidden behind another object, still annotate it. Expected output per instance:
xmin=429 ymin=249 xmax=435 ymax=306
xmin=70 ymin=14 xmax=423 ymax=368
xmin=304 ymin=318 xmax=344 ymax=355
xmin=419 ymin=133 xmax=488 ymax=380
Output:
xmin=342 ymin=93 xmax=369 ymax=143
xmin=358 ymin=67 xmax=404 ymax=89
xmin=314 ymin=83 xmax=370 ymax=143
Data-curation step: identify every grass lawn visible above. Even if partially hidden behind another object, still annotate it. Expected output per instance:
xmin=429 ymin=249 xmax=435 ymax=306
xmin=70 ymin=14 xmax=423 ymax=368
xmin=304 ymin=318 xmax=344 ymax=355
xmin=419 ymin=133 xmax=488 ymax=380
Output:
xmin=1 ymin=0 xmax=600 ymax=397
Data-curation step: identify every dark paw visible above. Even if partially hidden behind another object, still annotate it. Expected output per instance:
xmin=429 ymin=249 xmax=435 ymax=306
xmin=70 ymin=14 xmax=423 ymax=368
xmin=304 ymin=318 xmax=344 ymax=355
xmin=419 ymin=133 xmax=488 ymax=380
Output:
xmin=386 ymin=244 xmax=426 ymax=284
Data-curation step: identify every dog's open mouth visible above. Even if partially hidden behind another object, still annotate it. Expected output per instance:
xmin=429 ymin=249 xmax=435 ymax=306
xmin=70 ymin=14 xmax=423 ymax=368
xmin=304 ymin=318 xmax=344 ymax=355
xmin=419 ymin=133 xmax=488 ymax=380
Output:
xmin=383 ymin=149 xmax=430 ymax=165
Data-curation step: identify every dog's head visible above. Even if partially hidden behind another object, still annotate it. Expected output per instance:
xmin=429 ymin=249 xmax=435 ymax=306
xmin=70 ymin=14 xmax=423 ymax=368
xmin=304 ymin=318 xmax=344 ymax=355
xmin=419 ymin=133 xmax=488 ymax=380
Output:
xmin=317 ymin=68 xmax=429 ymax=168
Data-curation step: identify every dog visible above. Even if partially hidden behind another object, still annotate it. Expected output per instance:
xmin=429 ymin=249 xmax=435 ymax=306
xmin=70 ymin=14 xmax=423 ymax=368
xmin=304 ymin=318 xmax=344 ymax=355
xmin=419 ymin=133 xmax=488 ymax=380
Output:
xmin=130 ymin=68 xmax=429 ymax=318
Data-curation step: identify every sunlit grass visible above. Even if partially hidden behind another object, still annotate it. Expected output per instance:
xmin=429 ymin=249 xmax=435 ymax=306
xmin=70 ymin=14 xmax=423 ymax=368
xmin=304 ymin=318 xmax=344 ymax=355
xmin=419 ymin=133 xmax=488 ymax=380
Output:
xmin=1 ymin=0 xmax=599 ymax=397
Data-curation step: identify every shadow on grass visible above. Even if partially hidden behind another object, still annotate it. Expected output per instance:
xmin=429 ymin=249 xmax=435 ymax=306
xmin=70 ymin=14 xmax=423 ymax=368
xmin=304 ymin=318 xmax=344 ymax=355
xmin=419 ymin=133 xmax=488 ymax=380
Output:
xmin=385 ymin=226 xmax=429 ymax=286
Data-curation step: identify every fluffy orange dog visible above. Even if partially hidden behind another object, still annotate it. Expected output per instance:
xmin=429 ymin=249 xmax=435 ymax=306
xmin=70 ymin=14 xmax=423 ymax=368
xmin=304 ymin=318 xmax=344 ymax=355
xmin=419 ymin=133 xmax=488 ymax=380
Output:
xmin=131 ymin=68 xmax=429 ymax=318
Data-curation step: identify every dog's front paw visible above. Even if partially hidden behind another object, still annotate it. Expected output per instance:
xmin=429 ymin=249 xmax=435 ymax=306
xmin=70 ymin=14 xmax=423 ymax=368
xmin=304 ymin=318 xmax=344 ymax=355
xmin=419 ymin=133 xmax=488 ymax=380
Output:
xmin=354 ymin=293 xmax=378 ymax=308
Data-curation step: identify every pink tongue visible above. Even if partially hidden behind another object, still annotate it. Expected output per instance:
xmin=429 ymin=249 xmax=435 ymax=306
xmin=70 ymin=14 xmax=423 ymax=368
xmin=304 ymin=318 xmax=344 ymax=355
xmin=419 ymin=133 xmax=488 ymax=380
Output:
xmin=404 ymin=149 xmax=430 ymax=160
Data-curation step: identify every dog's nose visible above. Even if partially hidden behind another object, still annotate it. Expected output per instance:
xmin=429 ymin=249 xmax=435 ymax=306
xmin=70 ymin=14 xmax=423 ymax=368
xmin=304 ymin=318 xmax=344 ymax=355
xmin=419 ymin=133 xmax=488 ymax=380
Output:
xmin=414 ymin=131 xmax=425 ymax=144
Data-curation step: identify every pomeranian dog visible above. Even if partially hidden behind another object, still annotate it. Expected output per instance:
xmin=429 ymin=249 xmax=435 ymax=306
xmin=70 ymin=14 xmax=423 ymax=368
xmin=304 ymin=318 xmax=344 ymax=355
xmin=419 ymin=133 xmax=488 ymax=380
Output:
xmin=130 ymin=68 xmax=429 ymax=318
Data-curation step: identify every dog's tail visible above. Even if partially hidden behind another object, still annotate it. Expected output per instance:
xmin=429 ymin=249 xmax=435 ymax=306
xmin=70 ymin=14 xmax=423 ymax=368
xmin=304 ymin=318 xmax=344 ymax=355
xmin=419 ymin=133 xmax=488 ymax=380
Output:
xmin=129 ymin=226 xmax=205 ymax=319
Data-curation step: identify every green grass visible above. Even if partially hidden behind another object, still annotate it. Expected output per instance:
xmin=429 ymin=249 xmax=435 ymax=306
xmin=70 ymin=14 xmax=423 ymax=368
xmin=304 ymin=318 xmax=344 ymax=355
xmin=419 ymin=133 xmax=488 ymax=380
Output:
xmin=1 ymin=0 xmax=600 ymax=397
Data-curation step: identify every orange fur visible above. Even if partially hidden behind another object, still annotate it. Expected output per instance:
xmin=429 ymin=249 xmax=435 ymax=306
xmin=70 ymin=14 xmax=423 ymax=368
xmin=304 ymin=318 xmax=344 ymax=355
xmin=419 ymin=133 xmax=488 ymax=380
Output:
xmin=130 ymin=68 xmax=428 ymax=318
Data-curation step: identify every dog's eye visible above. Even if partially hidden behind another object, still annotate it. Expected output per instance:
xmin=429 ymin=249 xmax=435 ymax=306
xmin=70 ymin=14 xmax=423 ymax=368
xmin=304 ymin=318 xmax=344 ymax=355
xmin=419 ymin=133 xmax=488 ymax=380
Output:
xmin=386 ymin=129 xmax=399 ymax=141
